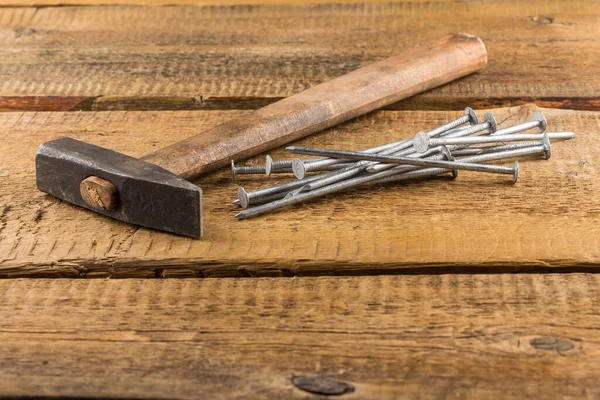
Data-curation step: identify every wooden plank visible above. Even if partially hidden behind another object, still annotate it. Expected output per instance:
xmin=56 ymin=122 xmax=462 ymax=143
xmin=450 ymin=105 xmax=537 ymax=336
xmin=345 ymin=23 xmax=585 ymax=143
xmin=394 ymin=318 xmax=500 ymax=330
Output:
xmin=0 ymin=274 xmax=599 ymax=399
xmin=0 ymin=1 xmax=598 ymax=111
xmin=0 ymin=0 xmax=415 ymax=5
xmin=0 ymin=105 xmax=596 ymax=278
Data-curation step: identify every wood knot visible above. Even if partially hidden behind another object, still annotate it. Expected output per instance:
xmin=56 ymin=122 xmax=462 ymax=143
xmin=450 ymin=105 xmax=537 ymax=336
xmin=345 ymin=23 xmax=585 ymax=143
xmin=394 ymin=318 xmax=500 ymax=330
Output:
xmin=80 ymin=176 xmax=119 ymax=210
xmin=530 ymin=337 xmax=574 ymax=352
xmin=530 ymin=15 xmax=555 ymax=24
xmin=291 ymin=375 xmax=355 ymax=396
xmin=448 ymin=32 xmax=480 ymax=43
xmin=12 ymin=26 xmax=36 ymax=38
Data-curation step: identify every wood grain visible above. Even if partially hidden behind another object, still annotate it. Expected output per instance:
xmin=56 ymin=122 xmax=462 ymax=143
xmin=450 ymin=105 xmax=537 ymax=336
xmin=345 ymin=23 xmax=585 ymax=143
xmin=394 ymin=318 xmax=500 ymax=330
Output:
xmin=0 ymin=1 xmax=597 ymax=111
xmin=0 ymin=274 xmax=599 ymax=399
xmin=0 ymin=0 xmax=431 ymax=5
xmin=0 ymin=105 xmax=596 ymax=278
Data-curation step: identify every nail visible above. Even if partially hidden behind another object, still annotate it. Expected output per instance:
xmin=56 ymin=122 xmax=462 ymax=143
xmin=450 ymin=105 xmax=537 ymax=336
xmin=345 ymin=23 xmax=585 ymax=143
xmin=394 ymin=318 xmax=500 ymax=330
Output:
xmin=292 ymin=138 xmax=412 ymax=180
xmin=265 ymin=155 xmax=288 ymax=176
xmin=291 ymin=138 xmax=408 ymax=179
xmin=372 ymin=161 xmax=519 ymax=185
xmin=435 ymin=111 xmax=496 ymax=139
xmin=451 ymin=148 xmax=484 ymax=156
xmin=413 ymin=131 xmax=573 ymax=154
xmin=439 ymin=146 xmax=459 ymax=178
xmin=294 ymin=138 xmax=441 ymax=190
xmin=369 ymin=136 xmax=551 ymax=186
xmin=470 ymin=141 xmax=545 ymax=155
xmin=292 ymin=107 xmax=478 ymax=179
xmin=235 ymin=137 xmax=550 ymax=220
xmin=424 ymin=107 xmax=479 ymax=137
xmin=237 ymin=189 xmax=289 ymax=208
xmin=286 ymin=145 xmax=519 ymax=180
xmin=295 ymin=163 xmax=370 ymax=193
xmin=265 ymin=157 xmax=351 ymax=176
xmin=237 ymin=167 xmax=346 ymax=207
xmin=491 ymin=111 xmax=547 ymax=136
xmin=265 ymin=155 xmax=328 ymax=176
xmin=231 ymin=160 xmax=267 ymax=181
xmin=413 ymin=112 xmax=500 ymax=153
xmin=365 ymin=117 xmax=493 ymax=173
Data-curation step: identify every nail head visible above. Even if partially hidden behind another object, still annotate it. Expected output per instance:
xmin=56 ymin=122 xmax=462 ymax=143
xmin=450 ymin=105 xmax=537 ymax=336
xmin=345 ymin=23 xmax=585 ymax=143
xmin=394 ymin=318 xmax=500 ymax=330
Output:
xmin=231 ymin=160 xmax=237 ymax=181
xmin=265 ymin=155 xmax=273 ymax=176
xmin=237 ymin=186 xmax=250 ymax=208
xmin=542 ymin=133 xmax=552 ymax=159
xmin=464 ymin=107 xmax=479 ymax=125
xmin=292 ymin=158 xmax=307 ymax=179
xmin=484 ymin=112 xmax=497 ymax=132
xmin=533 ymin=112 xmax=547 ymax=133
xmin=414 ymin=131 xmax=430 ymax=153
xmin=440 ymin=145 xmax=458 ymax=178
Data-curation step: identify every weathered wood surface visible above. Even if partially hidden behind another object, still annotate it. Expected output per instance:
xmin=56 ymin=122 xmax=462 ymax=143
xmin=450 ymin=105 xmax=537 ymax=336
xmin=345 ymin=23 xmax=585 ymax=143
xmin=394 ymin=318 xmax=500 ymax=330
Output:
xmin=1 ymin=274 xmax=598 ymax=399
xmin=0 ymin=105 xmax=596 ymax=278
xmin=0 ymin=0 xmax=406 ymax=4
xmin=0 ymin=1 xmax=598 ymax=112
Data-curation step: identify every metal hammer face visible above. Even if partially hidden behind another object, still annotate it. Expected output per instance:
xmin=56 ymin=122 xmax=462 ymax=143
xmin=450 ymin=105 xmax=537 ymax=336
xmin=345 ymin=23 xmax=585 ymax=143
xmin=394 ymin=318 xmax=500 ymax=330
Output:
xmin=36 ymin=138 xmax=202 ymax=238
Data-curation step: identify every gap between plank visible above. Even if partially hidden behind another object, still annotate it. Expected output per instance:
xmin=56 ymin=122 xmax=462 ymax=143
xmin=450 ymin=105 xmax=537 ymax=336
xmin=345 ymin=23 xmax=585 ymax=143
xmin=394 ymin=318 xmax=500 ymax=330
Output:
xmin=0 ymin=95 xmax=599 ymax=112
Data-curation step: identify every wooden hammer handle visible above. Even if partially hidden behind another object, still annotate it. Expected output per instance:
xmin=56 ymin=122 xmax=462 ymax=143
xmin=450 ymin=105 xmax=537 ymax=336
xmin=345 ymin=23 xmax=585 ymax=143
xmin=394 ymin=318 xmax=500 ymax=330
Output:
xmin=141 ymin=33 xmax=487 ymax=179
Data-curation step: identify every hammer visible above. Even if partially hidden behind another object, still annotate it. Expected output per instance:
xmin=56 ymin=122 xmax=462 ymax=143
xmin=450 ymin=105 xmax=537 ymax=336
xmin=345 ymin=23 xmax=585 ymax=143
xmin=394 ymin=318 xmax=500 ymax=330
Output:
xmin=35 ymin=33 xmax=487 ymax=238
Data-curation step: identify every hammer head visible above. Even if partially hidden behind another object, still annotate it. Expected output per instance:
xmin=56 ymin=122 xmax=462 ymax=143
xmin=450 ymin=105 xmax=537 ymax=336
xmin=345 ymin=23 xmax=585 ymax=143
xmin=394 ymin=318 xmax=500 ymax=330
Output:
xmin=36 ymin=138 xmax=202 ymax=238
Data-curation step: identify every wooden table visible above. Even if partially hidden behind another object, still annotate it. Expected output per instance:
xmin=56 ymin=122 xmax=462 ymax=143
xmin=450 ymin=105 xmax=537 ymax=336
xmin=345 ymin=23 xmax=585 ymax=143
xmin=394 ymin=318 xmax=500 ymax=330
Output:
xmin=1 ymin=1 xmax=599 ymax=398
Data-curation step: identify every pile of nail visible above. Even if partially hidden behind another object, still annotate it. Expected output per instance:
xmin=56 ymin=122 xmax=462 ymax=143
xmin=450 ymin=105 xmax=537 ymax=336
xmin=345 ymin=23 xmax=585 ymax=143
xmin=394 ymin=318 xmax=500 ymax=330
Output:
xmin=231 ymin=108 xmax=575 ymax=219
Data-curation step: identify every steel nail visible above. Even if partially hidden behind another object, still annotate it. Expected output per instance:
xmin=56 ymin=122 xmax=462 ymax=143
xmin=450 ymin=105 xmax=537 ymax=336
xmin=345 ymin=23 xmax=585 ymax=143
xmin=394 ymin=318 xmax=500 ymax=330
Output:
xmin=451 ymin=148 xmax=485 ymax=156
xmin=231 ymin=160 xmax=267 ymax=181
xmin=371 ymin=160 xmax=519 ymax=185
xmin=286 ymin=145 xmax=519 ymax=180
xmin=237 ymin=167 xmax=346 ymax=207
xmin=237 ymin=190 xmax=289 ymax=208
xmin=438 ymin=111 xmax=496 ymax=139
xmin=369 ymin=136 xmax=551 ymax=186
xmin=413 ymin=112 xmax=498 ymax=153
xmin=425 ymin=107 xmax=479 ymax=137
xmin=265 ymin=155 xmax=328 ymax=176
xmin=491 ymin=111 xmax=547 ymax=136
xmin=365 ymin=115 xmax=494 ymax=173
xmin=236 ymin=137 xmax=550 ymax=220
xmin=292 ymin=107 xmax=478 ymax=179
xmin=413 ymin=131 xmax=574 ymax=153
xmin=265 ymin=155 xmax=289 ymax=176
xmin=294 ymin=138 xmax=441 ymax=190
xmin=469 ymin=141 xmax=544 ymax=156
xmin=291 ymin=139 xmax=408 ymax=179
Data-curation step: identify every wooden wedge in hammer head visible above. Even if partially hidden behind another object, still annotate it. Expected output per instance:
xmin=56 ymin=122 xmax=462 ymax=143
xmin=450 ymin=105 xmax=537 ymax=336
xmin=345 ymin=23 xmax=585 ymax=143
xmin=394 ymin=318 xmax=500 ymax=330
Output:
xmin=35 ymin=33 xmax=487 ymax=238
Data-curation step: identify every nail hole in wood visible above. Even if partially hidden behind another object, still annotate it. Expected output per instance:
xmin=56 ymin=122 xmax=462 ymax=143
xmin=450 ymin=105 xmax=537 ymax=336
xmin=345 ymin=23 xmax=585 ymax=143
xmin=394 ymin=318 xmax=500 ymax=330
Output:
xmin=530 ymin=337 xmax=575 ymax=352
xmin=291 ymin=375 xmax=355 ymax=396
